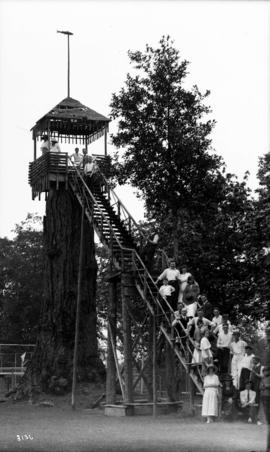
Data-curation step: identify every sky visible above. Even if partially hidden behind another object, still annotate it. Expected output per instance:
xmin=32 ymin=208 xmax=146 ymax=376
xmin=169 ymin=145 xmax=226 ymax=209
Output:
xmin=0 ymin=0 xmax=269 ymax=238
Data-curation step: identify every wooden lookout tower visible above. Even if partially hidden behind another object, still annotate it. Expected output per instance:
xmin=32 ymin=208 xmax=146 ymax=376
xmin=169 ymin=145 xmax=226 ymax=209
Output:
xmin=28 ymin=35 xmax=204 ymax=416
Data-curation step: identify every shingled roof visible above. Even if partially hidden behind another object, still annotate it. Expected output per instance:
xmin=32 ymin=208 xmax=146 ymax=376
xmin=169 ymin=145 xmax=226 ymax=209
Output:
xmin=31 ymin=97 xmax=110 ymax=144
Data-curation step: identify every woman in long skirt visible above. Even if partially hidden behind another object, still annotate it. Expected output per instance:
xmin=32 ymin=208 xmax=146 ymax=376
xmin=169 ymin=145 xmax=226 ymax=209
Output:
xmin=202 ymin=365 xmax=221 ymax=423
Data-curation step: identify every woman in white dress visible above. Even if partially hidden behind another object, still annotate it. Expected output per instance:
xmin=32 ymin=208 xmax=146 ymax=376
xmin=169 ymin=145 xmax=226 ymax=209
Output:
xmin=230 ymin=331 xmax=247 ymax=389
xmin=202 ymin=365 xmax=221 ymax=423
xmin=178 ymin=265 xmax=192 ymax=303
xmin=200 ymin=328 xmax=213 ymax=374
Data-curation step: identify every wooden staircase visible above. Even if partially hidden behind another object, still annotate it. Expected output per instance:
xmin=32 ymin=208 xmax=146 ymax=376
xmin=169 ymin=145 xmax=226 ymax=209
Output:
xmin=68 ymin=162 xmax=204 ymax=398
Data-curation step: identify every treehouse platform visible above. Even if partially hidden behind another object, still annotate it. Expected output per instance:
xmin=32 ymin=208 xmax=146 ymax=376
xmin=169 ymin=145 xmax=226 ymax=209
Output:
xmin=29 ymin=95 xmax=111 ymax=199
xmin=28 ymin=152 xmax=111 ymax=200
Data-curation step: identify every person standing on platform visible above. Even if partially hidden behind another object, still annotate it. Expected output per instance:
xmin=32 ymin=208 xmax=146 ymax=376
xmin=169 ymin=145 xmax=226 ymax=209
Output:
xmin=156 ymin=260 xmax=181 ymax=312
xmin=202 ymin=364 xmax=221 ymax=423
xmin=81 ymin=148 xmax=88 ymax=169
xmin=230 ymin=331 xmax=247 ymax=389
xmin=40 ymin=134 xmax=50 ymax=154
xmin=50 ymin=138 xmax=61 ymax=152
xmin=71 ymin=147 xmax=83 ymax=167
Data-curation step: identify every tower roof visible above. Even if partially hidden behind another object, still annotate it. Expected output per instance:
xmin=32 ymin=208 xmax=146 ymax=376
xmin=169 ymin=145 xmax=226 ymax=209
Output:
xmin=31 ymin=97 xmax=110 ymax=144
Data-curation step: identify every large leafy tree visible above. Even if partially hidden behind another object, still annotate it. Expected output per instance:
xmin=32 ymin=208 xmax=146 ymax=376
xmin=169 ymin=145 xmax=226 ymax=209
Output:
xmin=0 ymin=214 xmax=44 ymax=343
xmin=110 ymin=36 xmax=252 ymax=316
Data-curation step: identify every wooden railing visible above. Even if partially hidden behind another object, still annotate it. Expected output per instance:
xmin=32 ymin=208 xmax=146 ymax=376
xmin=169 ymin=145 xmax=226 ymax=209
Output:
xmin=68 ymin=162 xmax=204 ymax=394
xmin=29 ymin=152 xmax=68 ymax=198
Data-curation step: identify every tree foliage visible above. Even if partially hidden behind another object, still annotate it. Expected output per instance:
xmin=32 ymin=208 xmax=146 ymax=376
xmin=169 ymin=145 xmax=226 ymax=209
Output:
xmin=110 ymin=36 xmax=257 ymax=317
xmin=0 ymin=214 xmax=44 ymax=343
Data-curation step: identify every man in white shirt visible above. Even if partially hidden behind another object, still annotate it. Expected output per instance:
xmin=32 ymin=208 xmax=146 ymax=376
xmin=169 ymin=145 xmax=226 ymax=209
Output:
xmin=217 ymin=323 xmax=233 ymax=374
xmin=240 ymin=381 xmax=258 ymax=424
xmin=71 ymin=147 xmax=83 ymax=166
xmin=156 ymin=260 xmax=180 ymax=311
xmin=159 ymin=278 xmax=175 ymax=313
xmin=187 ymin=309 xmax=213 ymax=336
xmin=239 ymin=345 xmax=255 ymax=391
xmin=212 ymin=308 xmax=223 ymax=328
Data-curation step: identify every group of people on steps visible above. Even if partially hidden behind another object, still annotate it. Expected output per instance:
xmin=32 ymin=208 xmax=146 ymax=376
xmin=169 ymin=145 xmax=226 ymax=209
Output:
xmin=155 ymin=260 xmax=270 ymax=429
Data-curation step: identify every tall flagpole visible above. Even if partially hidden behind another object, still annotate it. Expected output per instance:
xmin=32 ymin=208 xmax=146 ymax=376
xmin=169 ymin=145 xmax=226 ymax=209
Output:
xmin=57 ymin=30 xmax=73 ymax=97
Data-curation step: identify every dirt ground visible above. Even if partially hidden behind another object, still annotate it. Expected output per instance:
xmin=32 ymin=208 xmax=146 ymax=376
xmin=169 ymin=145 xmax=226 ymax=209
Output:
xmin=0 ymin=400 xmax=267 ymax=452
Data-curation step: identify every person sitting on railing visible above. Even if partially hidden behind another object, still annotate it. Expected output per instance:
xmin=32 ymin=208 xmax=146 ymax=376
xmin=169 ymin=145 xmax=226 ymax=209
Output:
xmin=178 ymin=264 xmax=192 ymax=303
xmin=156 ymin=260 xmax=181 ymax=311
xmin=71 ymin=147 xmax=83 ymax=166
xmin=50 ymin=138 xmax=61 ymax=153
xmin=183 ymin=275 xmax=200 ymax=318
xmin=159 ymin=278 xmax=175 ymax=313
xmin=40 ymin=135 xmax=50 ymax=155
xmin=239 ymin=380 xmax=259 ymax=424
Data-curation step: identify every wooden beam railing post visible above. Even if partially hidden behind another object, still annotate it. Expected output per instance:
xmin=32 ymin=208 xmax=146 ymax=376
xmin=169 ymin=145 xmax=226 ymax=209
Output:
xmin=106 ymin=280 xmax=117 ymax=404
xmin=121 ymin=273 xmax=133 ymax=404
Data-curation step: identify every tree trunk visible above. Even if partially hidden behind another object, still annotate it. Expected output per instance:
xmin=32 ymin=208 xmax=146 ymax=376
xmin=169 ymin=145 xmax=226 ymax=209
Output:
xmin=16 ymin=185 xmax=104 ymax=398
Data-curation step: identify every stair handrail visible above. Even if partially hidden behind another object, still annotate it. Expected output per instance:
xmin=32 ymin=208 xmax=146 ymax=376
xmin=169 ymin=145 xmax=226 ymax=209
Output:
xmin=94 ymin=166 xmax=169 ymax=267
xmin=69 ymin=159 xmax=203 ymax=390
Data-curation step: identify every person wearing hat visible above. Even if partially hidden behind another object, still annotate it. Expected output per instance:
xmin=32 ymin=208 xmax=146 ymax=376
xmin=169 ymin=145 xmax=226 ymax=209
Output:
xmin=239 ymin=345 xmax=255 ymax=391
xmin=40 ymin=134 xmax=50 ymax=155
xmin=230 ymin=331 xmax=247 ymax=389
xmin=50 ymin=138 xmax=61 ymax=153
xmin=202 ymin=364 xmax=221 ymax=423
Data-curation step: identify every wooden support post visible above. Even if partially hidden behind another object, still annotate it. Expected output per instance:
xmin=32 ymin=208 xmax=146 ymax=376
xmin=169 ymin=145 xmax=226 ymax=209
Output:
xmin=71 ymin=203 xmax=85 ymax=410
xmin=152 ymin=312 xmax=157 ymax=417
xmin=106 ymin=279 xmax=117 ymax=404
xmin=104 ymin=128 xmax=107 ymax=156
xmin=121 ymin=273 xmax=133 ymax=403
xmin=34 ymin=135 xmax=37 ymax=161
